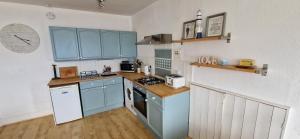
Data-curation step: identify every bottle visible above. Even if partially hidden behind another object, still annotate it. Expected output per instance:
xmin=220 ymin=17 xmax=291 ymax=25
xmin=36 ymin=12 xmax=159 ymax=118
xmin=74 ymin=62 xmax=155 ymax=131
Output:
xmin=196 ymin=10 xmax=203 ymax=38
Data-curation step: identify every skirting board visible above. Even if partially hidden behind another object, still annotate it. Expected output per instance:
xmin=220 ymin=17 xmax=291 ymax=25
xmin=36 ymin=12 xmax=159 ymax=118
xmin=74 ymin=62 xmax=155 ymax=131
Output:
xmin=0 ymin=110 xmax=52 ymax=127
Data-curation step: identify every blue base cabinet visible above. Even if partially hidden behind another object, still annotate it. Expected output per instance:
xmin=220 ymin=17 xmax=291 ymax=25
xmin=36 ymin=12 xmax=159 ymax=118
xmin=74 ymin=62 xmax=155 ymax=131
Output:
xmin=147 ymin=91 xmax=190 ymax=139
xmin=80 ymin=77 xmax=124 ymax=117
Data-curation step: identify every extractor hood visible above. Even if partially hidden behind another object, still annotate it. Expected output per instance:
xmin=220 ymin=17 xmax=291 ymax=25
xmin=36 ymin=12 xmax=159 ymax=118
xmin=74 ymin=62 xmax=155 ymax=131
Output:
xmin=136 ymin=34 xmax=172 ymax=45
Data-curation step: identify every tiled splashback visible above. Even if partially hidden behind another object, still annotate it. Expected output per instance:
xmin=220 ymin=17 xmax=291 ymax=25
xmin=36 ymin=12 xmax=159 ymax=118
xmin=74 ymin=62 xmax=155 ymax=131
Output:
xmin=155 ymin=49 xmax=172 ymax=77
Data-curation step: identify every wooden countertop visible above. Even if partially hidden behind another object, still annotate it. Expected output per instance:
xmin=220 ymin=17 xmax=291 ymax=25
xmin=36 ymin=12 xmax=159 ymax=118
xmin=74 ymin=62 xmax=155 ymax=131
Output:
xmin=48 ymin=74 xmax=122 ymax=87
xmin=48 ymin=72 xmax=190 ymax=98
xmin=118 ymin=72 xmax=190 ymax=98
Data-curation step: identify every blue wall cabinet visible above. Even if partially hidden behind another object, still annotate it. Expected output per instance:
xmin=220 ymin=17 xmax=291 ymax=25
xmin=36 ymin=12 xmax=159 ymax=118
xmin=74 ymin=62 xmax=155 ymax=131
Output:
xmin=50 ymin=27 xmax=80 ymax=61
xmin=120 ymin=31 xmax=137 ymax=58
xmin=77 ymin=29 xmax=102 ymax=59
xmin=81 ymin=87 xmax=105 ymax=116
xmin=104 ymin=83 xmax=123 ymax=106
xmin=100 ymin=30 xmax=121 ymax=58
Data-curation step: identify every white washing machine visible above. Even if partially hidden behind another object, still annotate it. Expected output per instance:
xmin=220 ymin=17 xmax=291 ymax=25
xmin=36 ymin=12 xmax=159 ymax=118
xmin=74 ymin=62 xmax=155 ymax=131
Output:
xmin=124 ymin=78 xmax=136 ymax=115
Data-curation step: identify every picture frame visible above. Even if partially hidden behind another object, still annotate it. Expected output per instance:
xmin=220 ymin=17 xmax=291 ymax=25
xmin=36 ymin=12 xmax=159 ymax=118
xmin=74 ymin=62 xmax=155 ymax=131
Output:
xmin=182 ymin=20 xmax=196 ymax=39
xmin=205 ymin=12 xmax=226 ymax=37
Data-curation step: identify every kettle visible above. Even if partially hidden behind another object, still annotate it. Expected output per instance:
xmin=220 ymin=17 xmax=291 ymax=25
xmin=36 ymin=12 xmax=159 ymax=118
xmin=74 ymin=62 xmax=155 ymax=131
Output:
xmin=144 ymin=65 xmax=151 ymax=76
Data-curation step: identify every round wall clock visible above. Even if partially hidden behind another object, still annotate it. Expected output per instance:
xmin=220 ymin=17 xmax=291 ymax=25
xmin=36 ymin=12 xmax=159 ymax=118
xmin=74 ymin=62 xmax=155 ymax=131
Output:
xmin=0 ymin=24 xmax=40 ymax=53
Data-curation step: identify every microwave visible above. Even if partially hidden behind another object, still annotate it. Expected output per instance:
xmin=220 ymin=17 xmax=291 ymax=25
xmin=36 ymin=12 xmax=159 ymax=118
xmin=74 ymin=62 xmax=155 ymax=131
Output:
xmin=120 ymin=61 xmax=135 ymax=72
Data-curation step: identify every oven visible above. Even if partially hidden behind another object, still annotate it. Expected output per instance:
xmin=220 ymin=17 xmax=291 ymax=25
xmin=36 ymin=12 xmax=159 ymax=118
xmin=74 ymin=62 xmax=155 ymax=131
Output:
xmin=133 ymin=84 xmax=147 ymax=119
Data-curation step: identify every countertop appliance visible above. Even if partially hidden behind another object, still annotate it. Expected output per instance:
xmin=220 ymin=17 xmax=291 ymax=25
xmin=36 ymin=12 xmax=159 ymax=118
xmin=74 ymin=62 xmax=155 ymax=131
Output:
xmin=124 ymin=78 xmax=136 ymax=115
xmin=136 ymin=34 xmax=172 ymax=45
xmin=50 ymin=84 xmax=82 ymax=125
xmin=120 ymin=61 xmax=135 ymax=72
xmin=136 ymin=76 xmax=165 ymax=86
xmin=143 ymin=65 xmax=151 ymax=76
xmin=165 ymin=74 xmax=186 ymax=89
xmin=133 ymin=84 xmax=147 ymax=121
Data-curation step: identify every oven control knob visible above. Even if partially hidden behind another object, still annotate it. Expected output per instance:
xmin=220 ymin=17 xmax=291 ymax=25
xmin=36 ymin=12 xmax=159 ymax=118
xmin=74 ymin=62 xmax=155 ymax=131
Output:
xmin=152 ymin=97 xmax=156 ymax=100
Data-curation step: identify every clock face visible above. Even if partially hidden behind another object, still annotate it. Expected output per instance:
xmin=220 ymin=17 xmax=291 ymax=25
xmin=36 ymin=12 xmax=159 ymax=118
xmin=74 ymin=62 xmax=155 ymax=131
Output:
xmin=0 ymin=24 xmax=40 ymax=53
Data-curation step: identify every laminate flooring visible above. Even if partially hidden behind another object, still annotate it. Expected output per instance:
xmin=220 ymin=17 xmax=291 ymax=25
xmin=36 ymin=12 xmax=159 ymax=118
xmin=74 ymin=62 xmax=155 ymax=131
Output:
xmin=0 ymin=108 xmax=154 ymax=139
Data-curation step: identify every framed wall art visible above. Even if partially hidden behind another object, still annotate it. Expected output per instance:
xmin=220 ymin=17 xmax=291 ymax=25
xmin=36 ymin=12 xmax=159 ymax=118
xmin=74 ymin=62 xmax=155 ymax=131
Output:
xmin=182 ymin=20 xmax=196 ymax=39
xmin=206 ymin=12 xmax=226 ymax=37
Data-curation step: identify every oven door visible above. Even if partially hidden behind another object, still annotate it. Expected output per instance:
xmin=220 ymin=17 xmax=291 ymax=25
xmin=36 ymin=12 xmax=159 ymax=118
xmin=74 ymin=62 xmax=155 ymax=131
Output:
xmin=133 ymin=87 xmax=147 ymax=118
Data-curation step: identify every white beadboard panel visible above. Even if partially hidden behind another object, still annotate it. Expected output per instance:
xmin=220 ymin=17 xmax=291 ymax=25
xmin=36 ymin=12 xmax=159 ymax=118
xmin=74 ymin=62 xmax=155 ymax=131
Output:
xmin=189 ymin=83 xmax=289 ymax=139
xmin=220 ymin=94 xmax=235 ymax=139
xmin=241 ymin=100 xmax=259 ymax=139
xmin=188 ymin=85 xmax=196 ymax=138
xmin=230 ymin=97 xmax=246 ymax=139
xmin=207 ymin=91 xmax=218 ymax=139
xmin=213 ymin=93 xmax=224 ymax=139
xmin=268 ymin=108 xmax=287 ymax=139
xmin=199 ymin=89 xmax=209 ymax=139
xmin=254 ymin=104 xmax=274 ymax=139
xmin=192 ymin=86 xmax=202 ymax=139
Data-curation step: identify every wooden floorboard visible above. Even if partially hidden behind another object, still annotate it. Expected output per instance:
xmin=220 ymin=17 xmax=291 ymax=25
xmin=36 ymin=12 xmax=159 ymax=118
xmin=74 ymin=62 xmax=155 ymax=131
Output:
xmin=0 ymin=108 xmax=154 ymax=139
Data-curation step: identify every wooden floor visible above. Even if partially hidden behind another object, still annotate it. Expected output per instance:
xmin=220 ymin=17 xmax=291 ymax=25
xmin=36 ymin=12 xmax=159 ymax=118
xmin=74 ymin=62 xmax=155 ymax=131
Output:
xmin=0 ymin=108 xmax=155 ymax=139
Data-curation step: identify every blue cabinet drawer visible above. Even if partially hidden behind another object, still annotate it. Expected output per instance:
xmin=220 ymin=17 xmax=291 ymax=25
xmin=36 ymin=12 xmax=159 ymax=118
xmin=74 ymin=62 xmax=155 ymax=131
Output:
xmin=147 ymin=91 xmax=163 ymax=107
xmin=80 ymin=80 xmax=103 ymax=89
xmin=103 ymin=77 xmax=122 ymax=86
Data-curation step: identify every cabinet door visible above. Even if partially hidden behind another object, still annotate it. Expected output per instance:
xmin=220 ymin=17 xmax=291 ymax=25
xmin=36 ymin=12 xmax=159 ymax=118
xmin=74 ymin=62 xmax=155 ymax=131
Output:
xmin=49 ymin=27 xmax=79 ymax=61
xmin=148 ymin=100 xmax=163 ymax=137
xmin=120 ymin=31 xmax=137 ymax=58
xmin=104 ymin=83 xmax=124 ymax=106
xmin=77 ymin=29 xmax=102 ymax=59
xmin=100 ymin=30 xmax=120 ymax=58
xmin=81 ymin=87 xmax=105 ymax=115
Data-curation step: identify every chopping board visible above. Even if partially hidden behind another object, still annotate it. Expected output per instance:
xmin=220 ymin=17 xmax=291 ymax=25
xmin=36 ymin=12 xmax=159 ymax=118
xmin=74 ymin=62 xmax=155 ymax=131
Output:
xmin=59 ymin=66 xmax=78 ymax=79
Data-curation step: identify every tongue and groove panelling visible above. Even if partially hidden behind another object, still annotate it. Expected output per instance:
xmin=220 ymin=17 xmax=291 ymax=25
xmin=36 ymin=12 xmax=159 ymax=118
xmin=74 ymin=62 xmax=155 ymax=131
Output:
xmin=189 ymin=83 xmax=289 ymax=139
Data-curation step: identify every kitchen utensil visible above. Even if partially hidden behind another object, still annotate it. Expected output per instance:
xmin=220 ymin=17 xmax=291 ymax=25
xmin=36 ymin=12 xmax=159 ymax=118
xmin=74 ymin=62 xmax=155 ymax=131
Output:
xmin=59 ymin=66 xmax=78 ymax=79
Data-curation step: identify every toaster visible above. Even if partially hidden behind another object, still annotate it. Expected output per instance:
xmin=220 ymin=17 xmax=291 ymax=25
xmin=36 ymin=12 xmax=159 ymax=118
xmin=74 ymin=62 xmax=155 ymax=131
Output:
xmin=165 ymin=74 xmax=186 ymax=89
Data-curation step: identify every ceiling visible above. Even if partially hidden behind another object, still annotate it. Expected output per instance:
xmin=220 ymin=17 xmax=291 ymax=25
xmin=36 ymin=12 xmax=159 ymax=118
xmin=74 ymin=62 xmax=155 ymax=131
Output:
xmin=0 ymin=0 xmax=157 ymax=15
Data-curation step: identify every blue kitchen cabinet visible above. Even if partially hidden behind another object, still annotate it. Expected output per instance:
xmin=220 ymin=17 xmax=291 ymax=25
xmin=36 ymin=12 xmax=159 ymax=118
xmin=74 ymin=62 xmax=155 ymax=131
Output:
xmin=148 ymin=100 xmax=163 ymax=137
xmin=80 ymin=77 xmax=124 ymax=117
xmin=77 ymin=29 xmax=102 ymax=59
xmin=147 ymin=91 xmax=190 ymax=139
xmin=104 ymin=83 xmax=124 ymax=106
xmin=49 ymin=27 xmax=80 ymax=61
xmin=100 ymin=30 xmax=121 ymax=58
xmin=81 ymin=87 xmax=105 ymax=116
xmin=120 ymin=31 xmax=137 ymax=58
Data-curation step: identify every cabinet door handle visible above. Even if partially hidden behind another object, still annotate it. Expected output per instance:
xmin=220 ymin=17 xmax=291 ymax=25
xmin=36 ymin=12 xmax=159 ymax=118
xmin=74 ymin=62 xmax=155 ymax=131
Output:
xmin=62 ymin=92 xmax=69 ymax=94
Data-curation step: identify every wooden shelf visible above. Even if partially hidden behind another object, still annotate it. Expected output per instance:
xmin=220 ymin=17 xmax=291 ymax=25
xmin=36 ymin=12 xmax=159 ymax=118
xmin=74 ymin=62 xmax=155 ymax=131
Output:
xmin=173 ymin=33 xmax=231 ymax=45
xmin=191 ymin=62 xmax=261 ymax=74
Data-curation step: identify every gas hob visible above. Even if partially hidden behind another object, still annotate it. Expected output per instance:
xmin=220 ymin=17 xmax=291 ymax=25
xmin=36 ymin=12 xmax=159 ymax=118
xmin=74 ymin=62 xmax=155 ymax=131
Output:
xmin=136 ymin=76 xmax=165 ymax=85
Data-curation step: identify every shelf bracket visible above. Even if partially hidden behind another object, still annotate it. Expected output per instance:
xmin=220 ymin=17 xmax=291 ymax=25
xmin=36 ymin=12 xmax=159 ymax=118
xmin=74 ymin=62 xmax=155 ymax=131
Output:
xmin=256 ymin=64 xmax=268 ymax=76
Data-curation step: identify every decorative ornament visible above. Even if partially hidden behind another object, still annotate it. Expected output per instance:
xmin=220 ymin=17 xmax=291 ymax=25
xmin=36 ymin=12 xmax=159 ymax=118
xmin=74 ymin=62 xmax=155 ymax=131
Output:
xmin=0 ymin=24 xmax=40 ymax=53
xmin=46 ymin=12 xmax=56 ymax=20
xmin=195 ymin=10 xmax=203 ymax=38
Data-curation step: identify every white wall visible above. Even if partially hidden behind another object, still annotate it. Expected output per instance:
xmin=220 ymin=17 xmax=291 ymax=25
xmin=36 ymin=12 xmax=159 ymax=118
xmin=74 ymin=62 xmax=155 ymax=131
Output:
xmin=132 ymin=0 xmax=300 ymax=138
xmin=0 ymin=2 xmax=132 ymax=126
